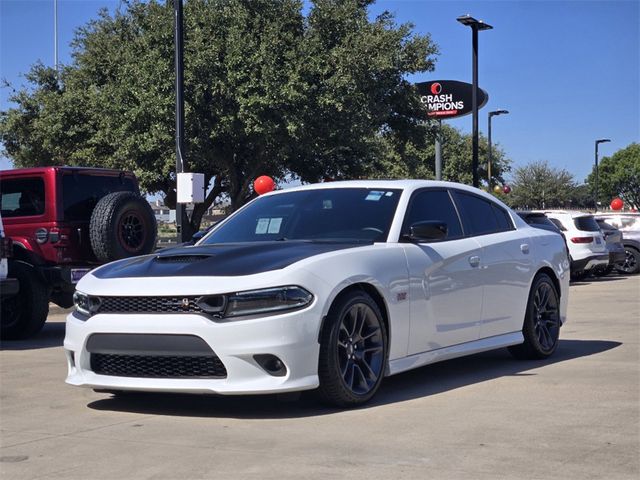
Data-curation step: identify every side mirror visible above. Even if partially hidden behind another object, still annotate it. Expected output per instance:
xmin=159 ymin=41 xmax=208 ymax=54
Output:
xmin=409 ymin=221 xmax=447 ymax=242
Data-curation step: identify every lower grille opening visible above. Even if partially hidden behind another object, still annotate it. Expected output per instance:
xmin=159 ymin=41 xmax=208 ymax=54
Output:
xmin=90 ymin=353 xmax=227 ymax=379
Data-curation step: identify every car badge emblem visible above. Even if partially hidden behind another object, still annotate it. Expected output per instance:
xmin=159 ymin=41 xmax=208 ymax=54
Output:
xmin=181 ymin=298 xmax=190 ymax=309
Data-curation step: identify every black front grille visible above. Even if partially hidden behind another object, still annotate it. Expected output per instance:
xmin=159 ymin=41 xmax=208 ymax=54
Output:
xmin=90 ymin=353 xmax=227 ymax=378
xmin=96 ymin=296 xmax=205 ymax=314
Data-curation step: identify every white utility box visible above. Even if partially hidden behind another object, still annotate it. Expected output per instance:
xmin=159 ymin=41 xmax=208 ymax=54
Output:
xmin=177 ymin=172 xmax=205 ymax=203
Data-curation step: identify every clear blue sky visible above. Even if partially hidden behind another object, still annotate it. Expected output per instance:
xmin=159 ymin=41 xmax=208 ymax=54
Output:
xmin=1 ymin=0 xmax=639 ymax=183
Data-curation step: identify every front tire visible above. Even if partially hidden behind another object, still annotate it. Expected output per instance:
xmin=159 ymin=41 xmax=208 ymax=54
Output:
xmin=509 ymin=273 xmax=561 ymax=360
xmin=1 ymin=261 xmax=50 ymax=340
xmin=318 ymin=290 xmax=387 ymax=407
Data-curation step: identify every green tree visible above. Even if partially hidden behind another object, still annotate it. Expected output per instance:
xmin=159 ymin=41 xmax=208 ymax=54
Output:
xmin=507 ymin=160 xmax=577 ymax=209
xmin=365 ymin=123 xmax=511 ymax=185
xmin=586 ymin=143 xmax=640 ymax=209
xmin=0 ymin=0 xmax=437 ymax=235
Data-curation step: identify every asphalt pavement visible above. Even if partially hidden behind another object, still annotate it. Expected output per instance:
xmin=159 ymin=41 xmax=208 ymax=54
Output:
xmin=1 ymin=275 xmax=638 ymax=479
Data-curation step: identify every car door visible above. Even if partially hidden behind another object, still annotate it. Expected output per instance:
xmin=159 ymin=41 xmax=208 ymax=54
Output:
xmin=451 ymin=191 xmax=533 ymax=339
xmin=401 ymin=189 xmax=484 ymax=355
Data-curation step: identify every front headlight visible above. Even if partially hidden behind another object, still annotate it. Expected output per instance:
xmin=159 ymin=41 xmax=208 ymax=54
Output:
xmin=223 ymin=286 xmax=313 ymax=318
xmin=73 ymin=291 xmax=101 ymax=318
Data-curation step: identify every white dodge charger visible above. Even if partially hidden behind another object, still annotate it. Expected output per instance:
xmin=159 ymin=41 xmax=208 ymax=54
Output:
xmin=65 ymin=180 xmax=569 ymax=407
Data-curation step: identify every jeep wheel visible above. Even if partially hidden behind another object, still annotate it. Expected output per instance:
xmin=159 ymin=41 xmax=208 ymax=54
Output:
xmin=90 ymin=192 xmax=157 ymax=262
xmin=1 ymin=261 xmax=50 ymax=340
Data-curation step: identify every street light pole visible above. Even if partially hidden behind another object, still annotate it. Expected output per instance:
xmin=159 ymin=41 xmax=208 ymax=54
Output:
xmin=174 ymin=0 xmax=186 ymax=243
xmin=54 ymin=0 xmax=59 ymax=81
xmin=488 ymin=110 xmax=509 ymax=188
xmin=594 ymin=138 xmax=611 ymax=211
xmin=457 ymin=15 xmax=492 ymax=188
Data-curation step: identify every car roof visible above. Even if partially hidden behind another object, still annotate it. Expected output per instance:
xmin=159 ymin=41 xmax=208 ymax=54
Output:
xmin=266 ymin=179 xmax=512 ymax=209
xmin=534 ymin=209 xmax=593 ymax=219
xmin=0 ymin=166 xmax=135 ymax=177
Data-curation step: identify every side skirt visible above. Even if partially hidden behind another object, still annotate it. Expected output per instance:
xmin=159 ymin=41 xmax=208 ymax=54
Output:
xmin=387 ymin=332 xmax=524 ymax=376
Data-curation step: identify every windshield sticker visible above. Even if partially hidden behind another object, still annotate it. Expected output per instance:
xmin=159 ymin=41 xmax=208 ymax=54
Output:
xmin=267 ymin=217 xmax=282 ymax=234
xmin=256 ymin=218 xmax=270 ymax=234
xmin=365 ymin=191 xmax=384 ymax=201
xmin=256 ymin=217 xmax=282 ymax=234
xmin=385 ymin=191 xmax=394 ymax=197
xmin=322 ymin=199 xmax=333 ymax=209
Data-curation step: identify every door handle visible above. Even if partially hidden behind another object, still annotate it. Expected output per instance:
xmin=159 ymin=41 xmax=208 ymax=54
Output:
xmin=520 ymin=243 xmax=530 ymax=254
xmin=468 ymin=255 xmax=480 ymax=267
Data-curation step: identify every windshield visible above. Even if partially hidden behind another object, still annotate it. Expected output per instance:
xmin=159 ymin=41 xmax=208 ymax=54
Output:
xmin=201 ymin=188 xmax=402 ymax=244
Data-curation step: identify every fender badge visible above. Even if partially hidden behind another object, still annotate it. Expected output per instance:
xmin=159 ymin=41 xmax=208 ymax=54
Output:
xmin=396 ymin=292 xmax=407 ymax=302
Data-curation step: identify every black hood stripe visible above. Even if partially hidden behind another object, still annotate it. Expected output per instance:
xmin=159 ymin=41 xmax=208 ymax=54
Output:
xmin=92 ymin=241 xmax=370 ymax=278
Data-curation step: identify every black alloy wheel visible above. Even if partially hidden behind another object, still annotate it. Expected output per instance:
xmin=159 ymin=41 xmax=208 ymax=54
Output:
xmin=509 ymin=273 xmax=561 ymax=360
xmin=118 ymin=210 xmax=147 ymax=253
xmin=615 ymin=247 xmax=640 ymax=275
xmin=318 ymin=290 xmax=387 ymax=407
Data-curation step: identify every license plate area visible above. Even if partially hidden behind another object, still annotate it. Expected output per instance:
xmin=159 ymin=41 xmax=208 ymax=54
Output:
xmin=71 ymin=268 xmax=90 ymax=284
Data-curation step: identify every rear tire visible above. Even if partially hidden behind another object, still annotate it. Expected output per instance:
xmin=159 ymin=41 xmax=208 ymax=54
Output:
xmin=1 ymin=261 xmax=50 ymax=340
xmin=90 ymin=192 xmax=157 ymax=262
xmin=318 ymin=290 xmax=387 ymax=407
xmin=509 ymin=273 xmax=561 ymax=360
xmin=615 ymin=247 xmax=640 ymax=275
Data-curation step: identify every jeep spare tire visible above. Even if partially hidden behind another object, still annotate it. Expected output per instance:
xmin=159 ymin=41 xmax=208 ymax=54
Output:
xmin=90 ymin=191 xmax=157 ymax=262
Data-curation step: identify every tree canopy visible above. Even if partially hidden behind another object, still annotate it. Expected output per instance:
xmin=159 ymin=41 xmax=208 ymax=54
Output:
xmin=586 ymin=143 xmax=640 ymax=210
xmin=507 ymin=160 xmax=577 ymax=209
xmin=1 ymin=0 xmax=444 ymax=234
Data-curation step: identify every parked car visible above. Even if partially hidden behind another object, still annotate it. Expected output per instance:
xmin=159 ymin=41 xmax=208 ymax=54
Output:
xmin=65 ymin=180 xmax=569 ymax=407
xmin=541 ymin=211 xmax=608 ymax=280
xmin=516 ymin=211 xmax=570 ymax=269
xmin=593 ymin=219 xmax=626 ymax=277
xmin=594 ymin=213 xmax=640 ymax=275
xmin=0 ymin=167 xmax=157 ymax=339
xmin=0 ymin=213 xmax=19 ymax=309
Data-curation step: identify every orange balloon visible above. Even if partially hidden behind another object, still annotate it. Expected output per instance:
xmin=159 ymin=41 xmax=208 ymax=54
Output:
xmin=254 ymin=176 xmax=275 ymax=195
xmin=610 ymin=198 xmax=623 ymax=211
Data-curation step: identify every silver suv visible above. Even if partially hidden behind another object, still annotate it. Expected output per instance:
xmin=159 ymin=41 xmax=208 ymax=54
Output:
xmin=594 ymin=213 xmax=640 ymax=274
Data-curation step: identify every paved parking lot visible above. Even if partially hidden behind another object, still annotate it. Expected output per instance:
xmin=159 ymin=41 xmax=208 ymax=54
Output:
xmin=1 ymin=275 xmax=638 ymax=479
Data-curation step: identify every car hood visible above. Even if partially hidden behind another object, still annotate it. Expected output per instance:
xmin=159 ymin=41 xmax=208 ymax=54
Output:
xmin=91 ymin=241 xmax=370 ymax=279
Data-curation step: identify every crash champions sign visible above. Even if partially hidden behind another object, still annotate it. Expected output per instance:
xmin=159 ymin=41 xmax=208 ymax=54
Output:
xmin=416 ymin=80 xmax=488 ymax=119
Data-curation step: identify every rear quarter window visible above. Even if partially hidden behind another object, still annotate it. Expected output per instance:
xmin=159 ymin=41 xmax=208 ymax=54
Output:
xmin=573 ymin=216 xmax=600 ymax=232
xmin=0 ymin=177 xmax=46 ymax=217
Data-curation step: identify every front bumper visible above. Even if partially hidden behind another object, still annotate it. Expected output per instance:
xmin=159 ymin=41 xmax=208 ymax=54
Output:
xmin=571 ymin=254 xmax=609 ymax=272
xmin=64 ymin=306 xmax=322 ymax=395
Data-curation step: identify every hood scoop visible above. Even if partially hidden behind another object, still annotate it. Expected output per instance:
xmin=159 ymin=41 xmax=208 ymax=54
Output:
xmin=154 ymin=254 xmax=212 ymax=263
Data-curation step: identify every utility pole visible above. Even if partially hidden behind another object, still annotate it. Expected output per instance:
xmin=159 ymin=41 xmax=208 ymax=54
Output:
xmin=174 ymin=0 xmax=186 ymax=243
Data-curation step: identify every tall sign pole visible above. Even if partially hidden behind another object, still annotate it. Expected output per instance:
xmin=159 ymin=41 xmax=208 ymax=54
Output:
xmin=174 ymin=0 xmax=186 ymax=243
xmin=435 ymin=120 xmax=442 ymax=180
xmin=54 ymin=0 xmax=59 ymax=81
xmin=456 ymin=15 xmax=492 ymax=188
xmin=594 ymin=138 xmax=611 ymax=211
xmin=471 ymin=27 xmax=479 ymax=188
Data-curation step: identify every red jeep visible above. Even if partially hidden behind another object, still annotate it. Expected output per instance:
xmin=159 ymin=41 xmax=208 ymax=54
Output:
xmin=0 ymin=167 xmax=157 ymax=339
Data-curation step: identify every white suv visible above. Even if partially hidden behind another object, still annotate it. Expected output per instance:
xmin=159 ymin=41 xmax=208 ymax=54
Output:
xmin=541 ymin=211 xmax=608 ymax=279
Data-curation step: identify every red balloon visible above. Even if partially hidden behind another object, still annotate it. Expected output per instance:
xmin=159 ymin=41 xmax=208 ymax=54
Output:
xmin=610 ymin=198 xmax=624 ymax=211
xmin=503 ymin=185 xmax=511 ymax=194
xmin=254 ymin=175 xmax=275 ymax=195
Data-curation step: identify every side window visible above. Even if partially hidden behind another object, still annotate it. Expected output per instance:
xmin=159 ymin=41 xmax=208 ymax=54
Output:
xmin=492 ymin=205 xmax=513 ymax=232
xmin=452 ymin=191 xmax=499 ymax=236
xmin=0 ymin=177 xmax=46 ymax=217
xmin=403 ymin=190 xmax=463 ymax=239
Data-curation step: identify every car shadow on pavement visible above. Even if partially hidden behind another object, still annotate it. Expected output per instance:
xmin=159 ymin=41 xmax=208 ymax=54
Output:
xmin=0 ymin=321 xmax=65 ymax=350
xmin=570 ymin=275 xmax=629 ymax=286
xmin=87 ymin=338 xmax=621 ymax=419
